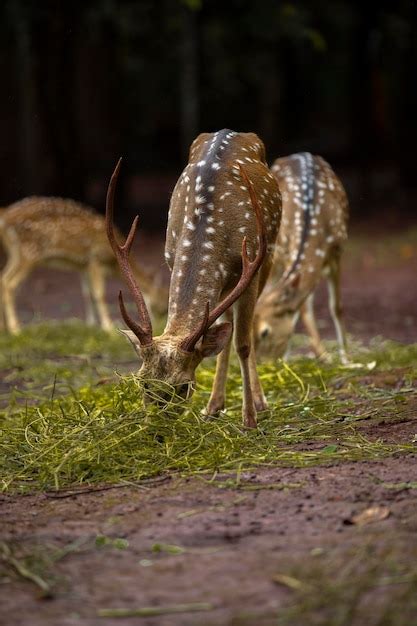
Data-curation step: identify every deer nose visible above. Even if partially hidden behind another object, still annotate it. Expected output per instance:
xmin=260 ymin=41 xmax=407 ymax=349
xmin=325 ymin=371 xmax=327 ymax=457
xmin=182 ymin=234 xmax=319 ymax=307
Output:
xmin=141 ymin=381 xmax=192 ymax=409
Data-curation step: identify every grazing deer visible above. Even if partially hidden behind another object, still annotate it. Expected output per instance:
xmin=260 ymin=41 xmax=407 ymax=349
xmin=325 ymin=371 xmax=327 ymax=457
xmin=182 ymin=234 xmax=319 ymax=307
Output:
xmin=254 ymin=152 xmax=349 ymax=363
xmin=107 ymin=130 xmax=282 ymax=427
xmin=0 ymin=196 xmax=166 ymax=334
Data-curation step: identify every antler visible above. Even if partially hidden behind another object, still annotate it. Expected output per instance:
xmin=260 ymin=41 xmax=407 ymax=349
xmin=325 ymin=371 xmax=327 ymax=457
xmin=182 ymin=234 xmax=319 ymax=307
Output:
xmin=106 ymin=158 xmax=153 ymax=346
xmin=180 ymin=164 xmax=267 ymax=352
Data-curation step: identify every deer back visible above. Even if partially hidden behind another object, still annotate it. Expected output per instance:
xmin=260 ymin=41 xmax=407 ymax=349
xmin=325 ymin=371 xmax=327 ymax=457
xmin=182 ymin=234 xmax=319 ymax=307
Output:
xmin=164 ymin=129 xmax=281 ymax=337
xmin=0 ymin=197 xmax=114 ymax=268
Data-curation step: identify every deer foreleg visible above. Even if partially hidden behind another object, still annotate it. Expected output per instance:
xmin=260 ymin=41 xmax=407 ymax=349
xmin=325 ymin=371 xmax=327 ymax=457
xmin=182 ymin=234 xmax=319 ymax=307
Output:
xmin=2 ymin=259 xmax=29 ymax=334
xmin=204 ymin=311 xmax=233 ymax=415
xmin=300 ymin=292 xmax=329 ymax=360
xmin=80 ymin=273 xmax=97 ymax=326
xmin=327 ymin=252 xmax=348 ymax=364
xmin=234 ymin=287 xmax=259 ymax=428
xmin=248 ymin=343 xmax=268 ymax=412
xmin=204 ymin=330 xmax=232 ymax=416
xmin=88 ymin=260 xmax=113 ymax=332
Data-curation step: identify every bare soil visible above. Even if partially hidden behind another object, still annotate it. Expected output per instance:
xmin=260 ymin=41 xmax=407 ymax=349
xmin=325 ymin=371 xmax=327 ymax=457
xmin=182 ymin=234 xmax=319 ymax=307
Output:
xmin=1 ymin=456 xmax=417 ymax=626
xmin=1 ymin=224 xmax=417 ymax=625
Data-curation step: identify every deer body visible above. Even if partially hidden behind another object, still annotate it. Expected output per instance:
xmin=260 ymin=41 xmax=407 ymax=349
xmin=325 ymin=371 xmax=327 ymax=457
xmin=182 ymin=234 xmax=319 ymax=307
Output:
xmin=254 ymin=152 xmax=349 ymax=362
xmin=107 ymin=130 xmax=282 ymax=427
xmin=0 ymin=197 xmax=164 ymax=333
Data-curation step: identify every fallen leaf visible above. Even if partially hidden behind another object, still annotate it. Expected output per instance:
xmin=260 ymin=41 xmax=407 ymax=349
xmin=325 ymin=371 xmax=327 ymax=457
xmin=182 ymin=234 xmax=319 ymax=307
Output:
xmin=272 ymin=573 xmax=309 ymax=590
xmin=321 ymin=444 xmax=338 ymax=454
xmin=151 ymin=543 xmax=185 ymax=555
xmin=351 ymin=506 xmax=390 ymax=526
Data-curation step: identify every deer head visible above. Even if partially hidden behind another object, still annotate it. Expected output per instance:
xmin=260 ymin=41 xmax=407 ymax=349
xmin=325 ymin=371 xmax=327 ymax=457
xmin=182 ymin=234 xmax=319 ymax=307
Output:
xmin=254 ymin=272 xmax=301 ymax=358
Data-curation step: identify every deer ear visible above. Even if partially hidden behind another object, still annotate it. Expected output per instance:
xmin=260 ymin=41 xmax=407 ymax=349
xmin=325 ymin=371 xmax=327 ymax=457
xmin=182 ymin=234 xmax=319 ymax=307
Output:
xmin=200 ymin=322 xmax=232 ymax=358
xmin=119 ymin=329 xmax=143 ymax=358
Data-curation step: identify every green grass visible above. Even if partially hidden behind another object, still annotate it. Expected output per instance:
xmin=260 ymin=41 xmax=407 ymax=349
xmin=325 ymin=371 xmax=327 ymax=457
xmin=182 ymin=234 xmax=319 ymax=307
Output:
xmin=1 ymin=323 xmax=416 ymax=493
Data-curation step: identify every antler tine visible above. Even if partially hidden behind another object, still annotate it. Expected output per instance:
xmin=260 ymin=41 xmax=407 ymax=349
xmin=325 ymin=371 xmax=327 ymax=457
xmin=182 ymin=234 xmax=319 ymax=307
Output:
xmin=181 ymin=164 xmax=267 ymax=352
xmin=118 ymin=291 xmax=149 ymax=340
xmin=106 ymin=159 xmax=153 ymax=346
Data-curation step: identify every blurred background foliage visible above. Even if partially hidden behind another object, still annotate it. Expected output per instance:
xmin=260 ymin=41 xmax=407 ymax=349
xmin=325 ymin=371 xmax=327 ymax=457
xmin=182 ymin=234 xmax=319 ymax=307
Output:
xmin=1 ymin=0 xmax=416 ymax=230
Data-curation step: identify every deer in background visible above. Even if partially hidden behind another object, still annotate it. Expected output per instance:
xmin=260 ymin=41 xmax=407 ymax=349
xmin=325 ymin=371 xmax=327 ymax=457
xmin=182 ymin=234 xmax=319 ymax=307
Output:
xmin=254 ymin=152 xmax=349 ymax=363
xmin=0 ymin=197 xmax=167 ymax=334
xmin=107 ymin=130 xmax=282 ymax=427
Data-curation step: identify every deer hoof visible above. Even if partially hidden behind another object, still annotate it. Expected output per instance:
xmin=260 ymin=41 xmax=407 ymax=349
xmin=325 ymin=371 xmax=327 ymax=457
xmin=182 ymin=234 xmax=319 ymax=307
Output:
xmin=202 ymin=402 xmax=224 ymax=418
xmin=243 ymin=412 xmax=258 ymax=429
xmin=317 ymin=350 xmax=332 ymax=363
xmin=254 ymin=397 xmax=268 ymax=412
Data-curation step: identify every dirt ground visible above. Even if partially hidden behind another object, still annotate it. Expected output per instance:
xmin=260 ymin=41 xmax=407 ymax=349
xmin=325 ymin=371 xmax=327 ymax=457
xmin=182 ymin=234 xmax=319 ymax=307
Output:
xmin=1 ymin=456 xmax=417 ymax=626
xmin=1 ymin=222 xmax=417 ymax=625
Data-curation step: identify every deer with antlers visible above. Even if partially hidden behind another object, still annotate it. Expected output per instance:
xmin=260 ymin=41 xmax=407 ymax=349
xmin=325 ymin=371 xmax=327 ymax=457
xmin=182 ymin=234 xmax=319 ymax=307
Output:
xmin=0 ymin=197 xmax=166 ymax=333
xmin=254 ymin=152 xmax=349 ymax=362
xmin=107 ymin=130 xmax=282 ymax=427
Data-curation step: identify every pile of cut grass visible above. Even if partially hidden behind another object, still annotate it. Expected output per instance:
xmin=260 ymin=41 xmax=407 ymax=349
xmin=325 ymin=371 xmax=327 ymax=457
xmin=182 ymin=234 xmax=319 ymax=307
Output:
xmin=1 ymin=323 xmax=416 ymax=492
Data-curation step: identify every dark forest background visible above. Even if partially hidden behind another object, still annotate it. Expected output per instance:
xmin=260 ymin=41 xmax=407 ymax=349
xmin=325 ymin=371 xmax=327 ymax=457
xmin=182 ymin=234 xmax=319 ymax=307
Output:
xmin=1 ymin=0 xmax=416 ymax=232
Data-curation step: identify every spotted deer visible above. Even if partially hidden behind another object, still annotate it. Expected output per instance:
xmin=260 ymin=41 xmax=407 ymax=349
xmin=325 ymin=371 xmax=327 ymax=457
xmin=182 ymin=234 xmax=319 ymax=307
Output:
xmin=254 ymin=152 xmax=349 ymax=363
xmin=107 ymin=130 xmax=282 ymax=428
xmin=0 ymin=197 xmax=166 ymax=334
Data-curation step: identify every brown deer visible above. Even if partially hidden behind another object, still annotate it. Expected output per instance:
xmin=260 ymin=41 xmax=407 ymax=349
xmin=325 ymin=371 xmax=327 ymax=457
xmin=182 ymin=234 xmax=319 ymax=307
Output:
xmin=107 ymin=130 xmax=282 ymax=427
xmin=0 ymin=196 xmax=166 ymax=334
xmin=254 ymin=152 xmax=349 ymax=363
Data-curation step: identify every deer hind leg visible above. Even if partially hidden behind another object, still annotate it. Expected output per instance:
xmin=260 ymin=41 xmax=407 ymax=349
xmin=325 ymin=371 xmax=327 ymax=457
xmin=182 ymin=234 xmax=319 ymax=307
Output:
xmin=2 ymin=257 xmax=30 ymax=334
xmin=234 ymin=284 xmax=263 ymax=428
xmin=327 ymin=250 xmax=348 ymax=364
xmin=87 ymin=260 xmax=113 ymax=331
xmin=205 ymin=311 xmax=233 ymax=416
xmin=80 ymin=273 xmax=97 ymax=326
xmin=300 ymin=292 xmax=329 ymax=360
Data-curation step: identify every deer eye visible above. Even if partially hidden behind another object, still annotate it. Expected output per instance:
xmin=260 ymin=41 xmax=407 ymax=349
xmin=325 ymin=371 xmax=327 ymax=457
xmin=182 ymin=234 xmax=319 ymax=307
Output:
xmin=177 ymin=383 xmax=190 ymax=398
